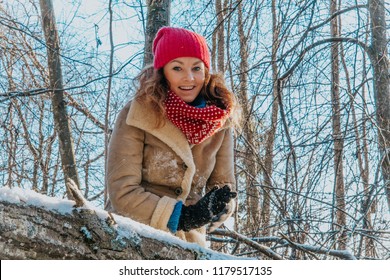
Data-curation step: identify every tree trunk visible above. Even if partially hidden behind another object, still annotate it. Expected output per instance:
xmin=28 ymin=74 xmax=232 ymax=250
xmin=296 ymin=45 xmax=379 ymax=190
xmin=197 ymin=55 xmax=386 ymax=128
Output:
xmin=143 ymin=0 xmax=171 ymax=66
xmin=260 ymin=0 xmax=280 ymax=237
xmin=368 ymin=0 xmax=390 ymax=212
xmin=330 ymin=0 xmax=347 ymax=250
xmin=214 ymin=0 xmax=226 ymax=73
xmin=39 ymin=0 xmax=80 ymax=199
xmin=209 ymin=0 xmax=227 ymax=252
xmin=237 ymin=1 xmax=260 ymax=235
xmin=0 ymin=199 xmax=231 ymax=260
xmin=340 ymin=25 xmax=375 ymax=258
xmin=104 ymin=0 xmax=115 ymax=204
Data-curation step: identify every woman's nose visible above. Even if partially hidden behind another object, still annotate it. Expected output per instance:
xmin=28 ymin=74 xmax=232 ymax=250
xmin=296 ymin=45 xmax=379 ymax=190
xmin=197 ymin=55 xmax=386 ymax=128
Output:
xmin=183 ymin=70 xmax=194 ymax=81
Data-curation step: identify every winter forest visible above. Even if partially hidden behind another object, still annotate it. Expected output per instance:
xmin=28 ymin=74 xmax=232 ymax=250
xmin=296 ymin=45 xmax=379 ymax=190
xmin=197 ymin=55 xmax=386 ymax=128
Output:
xmin=0 ymin=0 xmax=389 ymax=260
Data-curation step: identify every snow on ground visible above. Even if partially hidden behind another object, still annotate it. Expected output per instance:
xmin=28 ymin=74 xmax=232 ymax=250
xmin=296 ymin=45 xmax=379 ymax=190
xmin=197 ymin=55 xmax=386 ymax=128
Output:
xmin=0 ymin=186 xmax=240 ymax=260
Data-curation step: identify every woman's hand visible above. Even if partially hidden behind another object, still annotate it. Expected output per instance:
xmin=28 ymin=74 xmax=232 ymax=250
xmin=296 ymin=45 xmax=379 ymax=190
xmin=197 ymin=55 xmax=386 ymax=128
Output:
xmin=177 ymin=185 xmax=237 ymax=232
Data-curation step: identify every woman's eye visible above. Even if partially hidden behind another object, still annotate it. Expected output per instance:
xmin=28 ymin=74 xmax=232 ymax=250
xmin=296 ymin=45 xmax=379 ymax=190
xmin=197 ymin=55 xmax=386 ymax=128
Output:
xmin=193 ymin=66 xmax=201 ymax=71
xmin=173 ymin=66 xmax=181 ymax=71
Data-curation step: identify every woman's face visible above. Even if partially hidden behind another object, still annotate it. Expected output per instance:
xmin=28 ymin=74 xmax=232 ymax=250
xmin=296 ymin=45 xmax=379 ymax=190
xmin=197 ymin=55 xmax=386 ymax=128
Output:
xmin=163 ymin=57 xmax=206 ymax=103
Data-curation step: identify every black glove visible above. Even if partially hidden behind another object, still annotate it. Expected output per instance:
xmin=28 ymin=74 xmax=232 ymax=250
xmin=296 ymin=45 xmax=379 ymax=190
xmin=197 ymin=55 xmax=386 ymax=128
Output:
xmin=177 ymin=185 xmax=237 ymax=232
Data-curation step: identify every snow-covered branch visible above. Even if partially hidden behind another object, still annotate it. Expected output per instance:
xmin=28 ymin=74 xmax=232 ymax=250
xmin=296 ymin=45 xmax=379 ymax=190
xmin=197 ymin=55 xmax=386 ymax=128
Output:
xmin=0 ymin=187 xmax=239 ymax=260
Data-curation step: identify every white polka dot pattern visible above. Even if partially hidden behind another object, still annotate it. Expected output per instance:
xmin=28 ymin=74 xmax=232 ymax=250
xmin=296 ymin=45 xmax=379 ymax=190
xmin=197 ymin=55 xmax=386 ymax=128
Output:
xmin=165 ymin=90 xmax=230 ymax=144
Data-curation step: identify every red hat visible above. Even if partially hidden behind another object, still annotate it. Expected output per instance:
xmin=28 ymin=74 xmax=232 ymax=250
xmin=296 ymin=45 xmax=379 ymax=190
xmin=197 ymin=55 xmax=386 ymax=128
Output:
xmin=152 ymin=26 xmax=210 ymax=69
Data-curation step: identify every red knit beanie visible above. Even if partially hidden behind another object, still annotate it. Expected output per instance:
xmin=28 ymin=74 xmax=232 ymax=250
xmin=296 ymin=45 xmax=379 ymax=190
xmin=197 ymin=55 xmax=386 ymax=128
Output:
xmin=152 ymin=26 xmax=210 ymax=69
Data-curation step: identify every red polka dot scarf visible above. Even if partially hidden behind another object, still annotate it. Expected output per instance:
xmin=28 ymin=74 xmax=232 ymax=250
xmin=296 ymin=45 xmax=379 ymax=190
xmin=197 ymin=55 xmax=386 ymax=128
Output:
xmin=165 ymin=90 xmax=231 ymax=144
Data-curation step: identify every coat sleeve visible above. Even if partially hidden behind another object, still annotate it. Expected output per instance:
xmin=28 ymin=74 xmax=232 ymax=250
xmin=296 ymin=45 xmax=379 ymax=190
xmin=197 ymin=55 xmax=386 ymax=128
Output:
xmin=105 ymin=104 xmax=177 ymax=232
xmin=206 ymin=127 xmax=236 ymax=191
xmin=205 ymin=127 xmax=236 ymax=231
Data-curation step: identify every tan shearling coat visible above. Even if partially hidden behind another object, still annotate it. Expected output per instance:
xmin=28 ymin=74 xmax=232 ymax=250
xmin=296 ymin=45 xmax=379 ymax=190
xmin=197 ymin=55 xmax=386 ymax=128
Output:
xmin=105 ymin=98 xmax=235 ymax=246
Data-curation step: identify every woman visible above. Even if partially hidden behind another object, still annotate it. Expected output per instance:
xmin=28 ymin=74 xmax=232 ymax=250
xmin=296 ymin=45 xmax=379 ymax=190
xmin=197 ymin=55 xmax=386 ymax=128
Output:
xmin=105 ymin=26 xmax=240 ymax=247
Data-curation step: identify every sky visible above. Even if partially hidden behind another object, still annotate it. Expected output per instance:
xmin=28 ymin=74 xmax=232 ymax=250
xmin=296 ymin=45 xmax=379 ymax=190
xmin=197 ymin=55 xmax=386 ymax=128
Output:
xmin=52 ymin=0 xmax=145 ymax=63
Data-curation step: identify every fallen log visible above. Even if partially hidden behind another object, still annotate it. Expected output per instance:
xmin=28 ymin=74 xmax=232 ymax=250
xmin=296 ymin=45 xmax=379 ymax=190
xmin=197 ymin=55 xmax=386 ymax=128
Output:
xmin=0 ymin=187 xmax=237 ymax=260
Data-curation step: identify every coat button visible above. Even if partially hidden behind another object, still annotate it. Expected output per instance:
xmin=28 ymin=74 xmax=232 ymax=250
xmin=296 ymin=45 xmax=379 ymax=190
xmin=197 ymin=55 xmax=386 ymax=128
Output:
xmin=174 ymin=187 xmax=183 ymax=195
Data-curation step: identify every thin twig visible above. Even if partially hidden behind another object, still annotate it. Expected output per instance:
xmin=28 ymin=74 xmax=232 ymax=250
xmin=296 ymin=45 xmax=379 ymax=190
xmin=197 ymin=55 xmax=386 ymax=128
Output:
xmin=279 ymin=232 xmax=357 ymax=260
xmin=211 ymin=229 xmax=285 ymax=260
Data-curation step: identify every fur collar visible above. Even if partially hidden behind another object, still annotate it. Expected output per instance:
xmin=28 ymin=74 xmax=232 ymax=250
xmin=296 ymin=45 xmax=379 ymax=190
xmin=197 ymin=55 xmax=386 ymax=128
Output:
xmin=126 ymin=99 xmax=193 ymax=161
